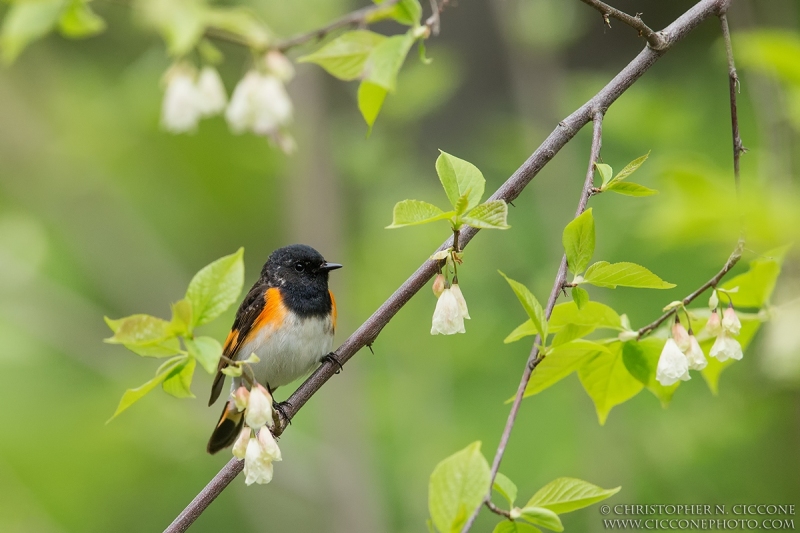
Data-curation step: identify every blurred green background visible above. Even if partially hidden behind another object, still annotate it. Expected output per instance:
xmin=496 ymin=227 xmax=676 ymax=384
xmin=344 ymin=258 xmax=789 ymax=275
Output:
xmin=1 ymin=0 xmax=799 ymax=532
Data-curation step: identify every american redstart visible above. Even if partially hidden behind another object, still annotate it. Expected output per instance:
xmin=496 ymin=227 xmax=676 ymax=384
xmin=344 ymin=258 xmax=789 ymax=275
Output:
xmin=207 ymin=244 xmax=342 ymax=454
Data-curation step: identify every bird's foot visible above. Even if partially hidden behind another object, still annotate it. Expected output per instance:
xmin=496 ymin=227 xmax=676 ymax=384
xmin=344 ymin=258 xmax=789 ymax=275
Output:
xmin=273 ymin=400 xmax=293 ymax=426
xmin=322 ymin=352 xmax=344 ymax=374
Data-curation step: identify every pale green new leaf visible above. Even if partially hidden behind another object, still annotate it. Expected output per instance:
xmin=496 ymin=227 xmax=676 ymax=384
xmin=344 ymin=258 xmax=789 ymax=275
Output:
xmin=58 ymin=0 xmax=106 ymax=38
xmin=108 ymin=356 xmax=184 ymax=421
xmin=436 ymin=151 xmax=486 ymax=211
xmin=578 ymin=342 xmax=644 ymax=424
xmin=0 ymin=0 xmax=64 ymax=64
xmin=571 ymin=286 xmax=589 ymax=310
xmin=104 ymin=314 xmax=180 ymax=357
xmin=162 ymin=356 xmax=196 ymax=398
xmin=526 ymin=477 xmax=621 ymax=514
xmin=562 ymin=208 xmax=595 ymax=275
xmin=462 ymin=200 xmax=510 ymax=229
xmin=518 ymin=507 xmax=563 ymax=531
xmin=358 ymin=81 xmax=387 ymax=131
xmin=721 ymin=245 xmax=788 ymax=308
xmin=605 ymin=182 xmax=658 ymax=197
xmin=500 ymin=272 xmax=547 ymax=341
xmin=138 ymin=0 xmax=208 ymax=57
xmin=493 ymin=472 xmax=518 ymax=508
xmin=549 ymin=301 xmax=621 ymax=332
xmin=363 ymin=31 xmax=415 ymax=92
xmin=387 ymin=199 xmax=452 ymax=228
xmin=429 ymin=442 xmax=491 ymax=533
xmin=169 ymin=299 xmax=193 ymax=337
xmin=621 ymin=338 xmax=679 ymax=406
xmin=583 ymin=261 xmax=675 ymax=289
xmin=522 ymin=340 xmax=609 ymax=399
xmin=551 ymin=323 xmax=595 ymax=347
xmin=608 ymin=152 xmax=649 ymax=185
xmin=389 ymin=0 xmax=423 ymax=25
xmin=204 ymin=7 xmax=271 ymax=50
xmin=298 ymin=30 xmax=386 ymax=81
xmin=595 ymin=163 xmax=613 ymax=188
xmin=186 ymin=248 xmax=245 ymax=327
xmin=493 ymin=522 xmax=542 ymax=533
xmin=186 ymin=336 xmax=223 ymax=374
xmin=504 ymin=320 xmax=538 ymax=344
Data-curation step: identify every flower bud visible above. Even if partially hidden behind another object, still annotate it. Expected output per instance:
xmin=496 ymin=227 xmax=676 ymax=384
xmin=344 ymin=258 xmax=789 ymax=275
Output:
xmin=708 ymin=290 xmax=719 ymax=310
xmin=671 ymin=321 xmax=691 ymax=352
xmin=618 ymin=330 xmax=638 ymax=342
xmin=233 ymin=386 xmax=250 ymax=411
xmin=432 ymin=273 xmax=446 ymax=297
xmin=722 ymin=306 xmax=742 ymax=335
xmin=232 ymin=426 xmax=250 ymax=459
xmin=704 ymin=310 xmax=722 ymax=336
xmin=245 ymin=384 xmax=273 ymax=429
xmin=265 ymin=50 xmax=295 ymax=82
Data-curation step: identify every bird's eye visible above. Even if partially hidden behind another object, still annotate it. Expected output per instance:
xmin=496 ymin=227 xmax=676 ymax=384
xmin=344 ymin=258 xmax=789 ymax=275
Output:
xmin=294 ymin=262 xmax=305 ymax=272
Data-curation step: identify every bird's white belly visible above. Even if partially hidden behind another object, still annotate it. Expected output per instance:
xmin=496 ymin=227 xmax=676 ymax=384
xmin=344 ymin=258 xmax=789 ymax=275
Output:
xmin=234 ymin=313 xmax=333 ymax=391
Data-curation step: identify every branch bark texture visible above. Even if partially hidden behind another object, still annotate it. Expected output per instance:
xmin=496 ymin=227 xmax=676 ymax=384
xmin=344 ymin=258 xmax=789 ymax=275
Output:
xmin=166 ymin=0 xmax=732 ymax=531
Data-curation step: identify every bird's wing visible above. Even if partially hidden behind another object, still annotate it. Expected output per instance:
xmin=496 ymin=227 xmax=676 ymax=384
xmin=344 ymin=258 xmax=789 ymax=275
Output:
xmin=208 ymin=280 xmax=269 ymax=406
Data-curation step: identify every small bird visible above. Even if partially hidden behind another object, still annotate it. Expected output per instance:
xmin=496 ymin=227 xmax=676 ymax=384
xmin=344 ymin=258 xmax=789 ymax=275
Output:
xmin=207 ymin=244 xmax=342 ymax=454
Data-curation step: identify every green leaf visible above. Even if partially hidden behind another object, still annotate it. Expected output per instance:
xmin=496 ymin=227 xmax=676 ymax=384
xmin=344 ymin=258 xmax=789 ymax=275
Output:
xmin=390 ymin=0 xmax=423 ymax=25
xmin=526 ymin=477 xmax=621 ymax=514
xmin=436 ymin=151 xmax=486 ymax=211
xmin=504 ymin=320 xmax=539 ymax=344
xmin=522 ymin=340 xmax=609 ymax=399
xmin=162 ymin=356 xmax=196 ymax=399
xmin=571 ymin=286 xmax=589 ymax=310
xmin=622 ymin=339 xmax=679 ymax=406
xmin=198 ymin=38 xmax=223 ymax=64
xmin=551 ymin=323 xmax=595 ymax=347
xmin=500 ymin=272 xmax=547 ymax=341
xmin=578 ymin=342 xmax=644 ymax=424
xmin=722 ymin=246 xmax=788 ymax=308
xmin=185 ymin=248 xmax=245 ymax=328
xmin=363 ymin=31 xmax=415 ymax=92
xmin=518 ymin=507 xmax=563 ymax=531
xmin=563 ymin=208 xmax=595 ymax=275
xmin=186 ymin=336 xmax=223 ymax=374
xmin=608 ymin=152 xmax=649 ymax=185
xmin=1 ymin=0 xmax=65 ymax=64
xmin=169 ymin=299 xmax=193 ymax=336
xmin=493 ymin=522 xmax=542 ymax=533
xmin=595 ymin=163 xmax=613 ymax=188
xmin=58 ymin=0 xmax=105 ymax=38
xmin=605 ymin=182 xmax=658 ymax=197
xmin=454 ymin=193 xmax=471 ymax=217
xmin=429 ymin=442 xmax=490 ymax=533
xmin=104 ymin=314 xmax=180 ymax=357
xmin=583 ymin=261 xmax=675 ymax=289
xmin=549 ymin=301 xmax=621 ymax=332
xmin=386 ymin=199 xmax=452 ymax=228
xmin=298 ymin=30 xmax=387 ymax=81
xmin=139 ymin=0 xmax=208 ymax=57
xmin=358 ymin=81 xmax=387 ymax=131
xmin=493 ymin=472 xmax=518 ymax=508
xmin=107 ymin=356 xmax=184 ymax=421
xmin=462 ymin=200 xmax=510 ymax=230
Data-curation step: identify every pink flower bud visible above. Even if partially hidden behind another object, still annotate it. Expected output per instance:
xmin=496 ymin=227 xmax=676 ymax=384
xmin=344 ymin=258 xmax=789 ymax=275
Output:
xmin=722 ymin=306 xmax=742 ymax=335
xmin=672 ymin=321 xmax=691 ymax=351
xmin=432 ymin=274 xmax=445 ymax=297
xmin=233 ymin=386 xmax=250 ymax=411
xmin=705 ymin=310 xmax=722 ymax=336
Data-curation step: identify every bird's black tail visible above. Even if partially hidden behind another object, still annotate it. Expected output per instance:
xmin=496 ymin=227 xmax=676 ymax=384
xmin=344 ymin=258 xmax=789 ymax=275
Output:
xmin=207 ymin=399 xmax=244 ymax=454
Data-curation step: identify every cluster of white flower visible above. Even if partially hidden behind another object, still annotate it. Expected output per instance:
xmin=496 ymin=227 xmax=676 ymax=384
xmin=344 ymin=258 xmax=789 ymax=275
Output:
xmin=230 ymin=384 xmax=282 ymax=485
xmin=161 ymin=52 xmax=295 ymax=151
xmin=656 ymin=291 xmax=743 ymax=387
xmin=431 ymin=273 xmax=470 ymax=335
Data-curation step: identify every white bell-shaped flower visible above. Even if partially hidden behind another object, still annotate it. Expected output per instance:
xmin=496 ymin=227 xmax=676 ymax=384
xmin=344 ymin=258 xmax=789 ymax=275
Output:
xmin=161 ymin=70 xmax=203 ymax=133
xmin=722 ymin=306 xmax=742 ymax=335
xmin=656 ymin=338 xmax=691 ymax=386
xmin=431 ymin=288 xmax=466 ymax=335
xmin=226 ymin=71 xmax=293 ymax=136
xmin=709 ymin=333 xmax=743 ymax=362
xmin=232 ymin=426 xmax=251 ymax=460
xmin=196 ymin=66 xmax=227 ymax=116
xmin=685 ymin=335 xmax=707 ymax=371
xmin=245 ymin=384 xmax=273 ymax=429
xmin=257 ymin=427 xmax=282 ymax=462
xmin=244 ymin=437 xmax=274 ymax=485
xmin=450 ymin=283 xmax=470 ymax=320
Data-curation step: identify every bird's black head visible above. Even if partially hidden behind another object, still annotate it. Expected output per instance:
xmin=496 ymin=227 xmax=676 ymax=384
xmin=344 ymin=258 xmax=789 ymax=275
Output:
xmin=261 ymin=244 xmax=342 ymax=290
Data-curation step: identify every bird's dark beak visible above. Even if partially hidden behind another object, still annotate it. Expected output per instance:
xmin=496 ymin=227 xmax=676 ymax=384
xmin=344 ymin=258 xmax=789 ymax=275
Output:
xmin=319 ymin=262 xmax=343 ymax=272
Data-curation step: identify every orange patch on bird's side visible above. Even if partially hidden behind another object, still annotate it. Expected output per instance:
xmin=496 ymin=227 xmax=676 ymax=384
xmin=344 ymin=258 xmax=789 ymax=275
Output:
xmin=330 ymin=290 xmax=337 ymax=333
xmin=223 ymin=329 xmax=239 ymax=353
xmin=249 ymin=287 xmax=287 ymax=337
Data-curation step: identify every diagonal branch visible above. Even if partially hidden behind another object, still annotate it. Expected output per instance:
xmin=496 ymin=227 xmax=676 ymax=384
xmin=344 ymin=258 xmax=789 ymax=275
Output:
xmin=578 ymin=0 xmax=668 ymax=50
xmin=467 ymin=111 xmax=605 ymax=529
xmin=165 ymin=1 xmax=731 ymax=531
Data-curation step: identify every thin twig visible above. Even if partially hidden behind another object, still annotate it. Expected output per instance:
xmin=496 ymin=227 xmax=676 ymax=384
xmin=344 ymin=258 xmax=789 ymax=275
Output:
xmin=485 ymin=500 xmax=513 ymax=519
xmin=636 ymin=236 xmax=745 ymax=338
xmin=166 ymin=1 xmax=730 ymax=530
xmin=578 ymin=0 xmax=668 ymax=50
xmin=460 ymin=111 xmax=605 ymax=532
xmin=719 ymin=12 xmax=745 ymax=195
